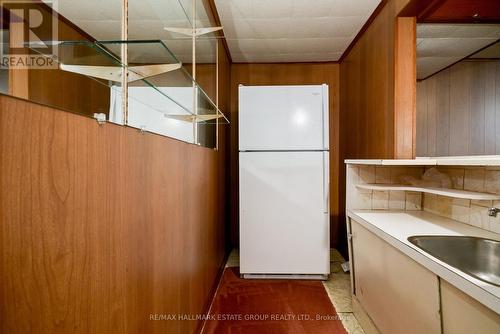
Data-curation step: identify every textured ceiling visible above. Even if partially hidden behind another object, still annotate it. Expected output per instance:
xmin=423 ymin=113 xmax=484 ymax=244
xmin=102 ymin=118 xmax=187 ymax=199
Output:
xmin=214 ymin=0 xmax=381 ymax=62
xmin=46 ymin=0 xmax=215 ymax=63
xmin=417 ymin=23 xmax=500 ymax=79
xmin=470 ymin=40 xmax=500 ymax=59
xmin=50 ymin=0 xmax=382 ymax=64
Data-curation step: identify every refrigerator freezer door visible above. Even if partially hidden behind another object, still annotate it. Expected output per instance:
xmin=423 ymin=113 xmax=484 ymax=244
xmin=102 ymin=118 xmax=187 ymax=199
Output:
xmin=239 ymin=151 xmax=330 ymax=275
xmin=239 ymin=85 xmax=329 ymax=151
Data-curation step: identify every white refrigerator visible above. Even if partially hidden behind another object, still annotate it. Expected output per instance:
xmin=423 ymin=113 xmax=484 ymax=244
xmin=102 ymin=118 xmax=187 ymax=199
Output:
xmin=239 ymin=84 xmax=330 ymax=279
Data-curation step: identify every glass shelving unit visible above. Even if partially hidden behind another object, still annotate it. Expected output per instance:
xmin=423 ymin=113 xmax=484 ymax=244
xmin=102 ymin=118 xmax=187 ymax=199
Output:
xmin=29 ymin=39 xmax=228 ymax=148
xmin=20 ymin=0 xmax=228 ymax=149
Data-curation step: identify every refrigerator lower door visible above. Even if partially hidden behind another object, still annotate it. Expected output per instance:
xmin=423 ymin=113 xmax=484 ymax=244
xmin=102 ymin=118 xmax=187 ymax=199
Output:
xmin=239 ymin=151 xmax=330 ymax=277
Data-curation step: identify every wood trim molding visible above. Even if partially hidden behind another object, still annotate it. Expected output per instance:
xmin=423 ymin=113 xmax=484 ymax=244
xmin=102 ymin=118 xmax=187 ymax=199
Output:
xmin=394 ymin=16 xmax=417 ymax=159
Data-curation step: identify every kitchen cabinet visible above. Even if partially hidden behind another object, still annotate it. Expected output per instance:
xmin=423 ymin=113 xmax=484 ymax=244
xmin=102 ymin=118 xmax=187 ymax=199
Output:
xmin=350 ymin=219 xmax=441 ymax=334
xmin=441 ymin=280 xmax=500 ymax=334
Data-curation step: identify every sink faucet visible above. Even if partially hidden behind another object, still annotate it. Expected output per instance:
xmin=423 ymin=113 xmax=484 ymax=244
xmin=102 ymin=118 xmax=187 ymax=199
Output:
xmin=488 ymin=207 xmax=500 ymax=217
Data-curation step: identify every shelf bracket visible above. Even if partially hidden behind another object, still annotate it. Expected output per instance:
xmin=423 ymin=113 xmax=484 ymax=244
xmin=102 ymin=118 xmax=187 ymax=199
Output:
xmin=164 ymin=114 xmax=223 ymax=123
xmin=128 ymin=63 xmax=182 ymax=81
xmin=60 ymin=64 xmax=122 ymax=82
xmin=93 ymin=112 xmax=106 ymax=125
xmin=163 ymin=26 xmax=223 ymax=37
xmin=59 ymin=63 xmax=182 ymax=83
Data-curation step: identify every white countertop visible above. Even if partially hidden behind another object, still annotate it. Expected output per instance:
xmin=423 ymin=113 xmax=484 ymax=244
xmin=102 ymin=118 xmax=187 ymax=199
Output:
xmin=347 ymin=210 xmax=500 ymax=314
xmin=345 ymin=156 xmax=500 ymax=166
xmin=344 ymin=159 xmax=435 ymax=165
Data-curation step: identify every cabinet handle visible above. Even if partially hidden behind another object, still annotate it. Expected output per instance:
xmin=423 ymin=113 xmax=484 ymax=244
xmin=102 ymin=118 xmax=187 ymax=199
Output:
xmin=322 ymin=151 xmax=329 ymax=214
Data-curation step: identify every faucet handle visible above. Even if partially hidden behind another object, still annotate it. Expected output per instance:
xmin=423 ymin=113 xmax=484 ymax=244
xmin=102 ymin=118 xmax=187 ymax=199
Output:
xmin=488 ymin=207 xmax=500 ymax=217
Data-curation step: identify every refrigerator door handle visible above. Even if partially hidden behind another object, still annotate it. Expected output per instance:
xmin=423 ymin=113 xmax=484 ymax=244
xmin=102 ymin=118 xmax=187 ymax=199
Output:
xmin=322 ymin=84 xmax=329 ymax=150
xmin=323 ymin=151 xmax=329 ymax=214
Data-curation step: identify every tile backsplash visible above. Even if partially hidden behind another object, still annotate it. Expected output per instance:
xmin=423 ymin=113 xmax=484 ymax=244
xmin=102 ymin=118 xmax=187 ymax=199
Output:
xmin=423 ymin=166 xmax=500 ymax=234
xmin=346 ymin=165 xmax=500 ymax=235
xmin=347 ymin=165 xmax=424 ymax=212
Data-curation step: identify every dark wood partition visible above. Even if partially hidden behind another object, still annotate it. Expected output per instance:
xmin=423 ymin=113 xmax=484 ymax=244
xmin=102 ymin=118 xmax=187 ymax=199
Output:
xmin=0 ymin=87 xmax=228 ymax=333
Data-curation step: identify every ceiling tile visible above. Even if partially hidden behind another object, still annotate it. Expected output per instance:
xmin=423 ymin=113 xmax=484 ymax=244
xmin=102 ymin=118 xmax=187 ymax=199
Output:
xmin=71 ymin=20 xmax=122 ymax=40
xmin=329 ymin=0 xmax=380 ymax=17
xmin=53 ymin=0 xmax=382 ymax=64
xmin=128 ymin=20 xmax=167 ymax=39
xmin=232 ymin=51 xmax=343 ymax=63
xmin=220 ymin=19 xmax=255 ymax=39
xmin=215 ymin=0 xmax=381 ymax=62
xmin=417 ymin=23 xmax=500 ymax=78
xmin=249 ymin=0 xmax=294 ymax=19
xmin=243 ymin=18 xmax=292 ymax=39
xmin=470 ymin=41 xmax=500 ymax=58
xmin=213 ymin=0 xmax=253 ymax=19
xmin=417 ymin=38 xmax=497 ymax=57
xmin=291 ymin=16 xmax=365 ymax=38
xmin=285 ymin=38 xmax=351 ymax=53
xmin=228 ymin=39 xmax=288 ymax=54
xmin=417 ymin=56 xmax=463 ymax=79
xmin=418 ymin=23 xmax=500 ymax=38
xmin=291 ymin=0 xmax=340 ymax=18
xmin=54 ymin=0 xmax=122 ymax=21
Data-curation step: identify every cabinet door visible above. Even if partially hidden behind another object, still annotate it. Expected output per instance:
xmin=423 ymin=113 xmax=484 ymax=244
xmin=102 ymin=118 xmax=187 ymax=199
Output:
xmin=441 ymin=280 xmax=500 ymax=334
xmin=351 ymin=220 xmax=441 ymax=334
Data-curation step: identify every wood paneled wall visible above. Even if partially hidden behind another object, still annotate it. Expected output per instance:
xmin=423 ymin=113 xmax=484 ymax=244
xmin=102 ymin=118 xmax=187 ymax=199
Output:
xmin=6 ymin=3 xmax=110 ymax=117
xmin=417 ymin=60 xmax=500 ymax=156
xmin=228 ymin=63 xmax=341 ymax=250
xmin=338 ymin=0 xmax=412 ymax=253
xmin=0 ymin=40 xmax=230 ymax=333
xmin=339 ymin=0 xmax=411 ymax=161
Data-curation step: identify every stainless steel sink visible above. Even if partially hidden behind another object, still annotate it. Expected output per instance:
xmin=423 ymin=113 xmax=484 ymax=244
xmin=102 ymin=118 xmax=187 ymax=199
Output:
xmin=408 ymin=235 xmax=500 ymax=287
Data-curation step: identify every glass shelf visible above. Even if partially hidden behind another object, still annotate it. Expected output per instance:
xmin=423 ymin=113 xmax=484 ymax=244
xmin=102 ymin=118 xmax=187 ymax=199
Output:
xmin=4 ymin=0 xmax=226 ymax=149
xmin=29 ymin=39 xmax=228 ymax=124
xmin=28 ymin=40 xmax=121 ymax=67
xmin=102 ymin=39 xmax=228 ymax=124
xmin=28 ymin=39 xmax=227 ymax=149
